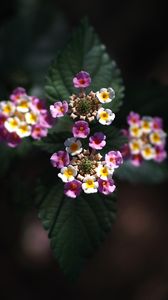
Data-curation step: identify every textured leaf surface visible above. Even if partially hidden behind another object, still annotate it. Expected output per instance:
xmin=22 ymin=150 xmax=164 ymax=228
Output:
xmin=45 ymin=19 xmax=124 ymax=113
xmin=36 ymin=182 xmax=117 ymax=280
xmin=115 ymin=160 xmax=168 ymax=184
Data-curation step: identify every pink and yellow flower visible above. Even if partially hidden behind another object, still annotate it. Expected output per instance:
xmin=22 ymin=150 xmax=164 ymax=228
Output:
xmin=73 ymin=71 xmax=91 ymax=88
xmin=50 ymin=151 xmax=70 ymax=168
xmin=82 ymin=176 xmax=98 ymax=194
xmin=89 ymin=132 xmax=106 ymax=150
xmin=98 ymin=178 xmax=116 ymax=195
xmin=72 ymin=120 xmax=90 ymax=138
xmin=50 ymin=101 xmax=68 ymax=118
xmin=58 ymin=165 xmax=77 ymax=182
xmin=64 ymin=180 xmax=82 ymax=198
xmin=127 ymin=112 xmax=140 ymax=126
xmin=105 ymin=150 xmax=123 ymax=168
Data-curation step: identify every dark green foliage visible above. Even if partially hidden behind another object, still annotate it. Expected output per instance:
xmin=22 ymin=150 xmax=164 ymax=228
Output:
xmin=36 ymin=181 xmax=117 ymax=280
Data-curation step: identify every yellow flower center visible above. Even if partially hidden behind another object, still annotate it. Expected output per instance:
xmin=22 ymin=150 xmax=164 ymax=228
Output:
xmin=151 ymin=133 xmax=160 ymax=143
xmin=85 ymin=179 xmax=94 ymax=188
xmin=18 ymin=100 xmax=29 ymax=109
xmin=100 ymin=111 xmax=109 ymax=120
xmin=142 ymin=121 xmax=150 ymax=130
xmin=100 ymin=167 xmax=109 ymax=177
xmin=143 ymin=147 xmax=152 ymax=156
xmin=64 ymin=169 xmax=73 ymax=178
xmin=3 ymin=105 xmax=12 ymax=114
xmin=9 ymin=118 xmax=19 ymax=128
xmin=70 ymin=143 xmax=78 ymax=152
xmin=131 ymin=142 xmax=140 ymax=151
xmin=101 ymin=92 xmax=109 ymax=101
xmin=19 ymin=125 xmax=29 ymax=134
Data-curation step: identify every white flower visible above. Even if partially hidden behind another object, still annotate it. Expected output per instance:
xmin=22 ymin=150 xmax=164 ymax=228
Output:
xmin=58 ymin=165 xmax=77 ymax=182
xmin=25 ymin=111 xmax=39 ymax=125
xmin=96 ymin=87 xmax=115 ymax=104
xmin=4 ymin=116 xmax=20 ymax=132
xmin=149 ymin=130 xmax=166 ymax=146
xmin=64 ymin=137 xmax=82 ymax=156
xmin=16 ymin=122 xmax=31 ymax=138
xmin=97 ymin=108 xmax=115 ymax=125
xmin=141 ymin=117 xmax=152 ymax=134
xmin=96 ymin=164 xmax=113 ymax=180
xmin=0 ymin=101 xmax=15 ymax=116
xmin=16 ymin=97 xmax=30 ymax=113
xmin=129 ymin=125 xmax=143 ymax=138
xmin=129 ymin=139 xmax=143 ymax=155
xmin=141 ymin=144 xmax=156 ymax=160
xmin=82 ymin=176 xmax=98 ymax=194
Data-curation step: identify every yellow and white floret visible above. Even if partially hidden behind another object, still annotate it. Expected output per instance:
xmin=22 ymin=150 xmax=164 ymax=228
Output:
xmin=97 ymin=108 xmax=115 ymax=125
xmin=16 ymin=97 xmax=30 ymax=113
xmin=16 ymin=122 xmax=31 ymax=138
xmin=129 ymin=125 xmax=143 ymax=138
xmin=129 ymin=139 xmax=143 ymax=155
xmin=141 ymin=117 xmax=152 ymax=134
xmin=141 ymin=144 xmax=156 ymax=160
xmin=58 ymin=165 xmax=77 ymax=182
xmin=96 ymin=87 xmax=115 ymax=104
xmin=4 ymin=116 xmax=20 ymax=132
xmin=149 ymin=130 xmax=166 ymax=146
xmin=82 ymin=175 xmax=98 ymax=194
xmin=25 ymin=111 xmax=39 ymax=125
xmin=64 ymin=137 xmax=82 ymax=156
xmin=96 ymin=164 xmax=113 ymax=180
xmin=0 ymin=101 xmax=15 ymax=116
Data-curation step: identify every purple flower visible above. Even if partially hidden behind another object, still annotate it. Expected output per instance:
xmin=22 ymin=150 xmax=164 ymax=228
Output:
xmin=154 ymin=146 xmax=167 ymax=162
xmin=31 ymin=124 xmax=48 ymax=140
xmin=50 ymin=101 xmax=68 ymax=118
xmin=39 ymin=110 xmax=53 ymax=128
xmin=72 ymin=120 xmax=90 ymax=138
xmin=10 ymin=87 xmax=27 ymax=102
xmin=105 ymin=151 xmax=123 ymax=168
xmin=131 ymin=154 xmax=143 ymax=166
xmin=98 ymin=178 xmax=116 ymax=195
xmin=152 ymin=117 xmax=163 ymax=130
xmin=50 ymin=151 xmax=70 ymax=168
xmin=127 ymin=112 xmax=140 ymax=126
xmin=7 ymin=132 xmax=21 ymax=148
xmin=0 ymin=114 xmax=7 ymax=128
xmin=73 ymin=71 xmax=91 ymax=88
xmin=30 ymin=97 xmax=46 ymax=112
xmin=89 ymin=132 xmax=106 ymax=150
xmin=64 ymin=180 xmax=82 ymax=198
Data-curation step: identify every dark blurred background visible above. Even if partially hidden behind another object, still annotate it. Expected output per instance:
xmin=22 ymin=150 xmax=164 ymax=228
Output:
xmin=0 ymin=0 xmax=168 ymax=299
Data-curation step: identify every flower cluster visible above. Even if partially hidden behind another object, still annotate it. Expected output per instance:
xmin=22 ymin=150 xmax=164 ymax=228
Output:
xmin=50 ymin=71 xmax=123 ymax=198
xmin=122 ymin=112 xmax=167 ymax=166
xmin=0 ymin=87 xmax=52 ymax=147
xmin=50 ymin=71 xmax=115 ymax=125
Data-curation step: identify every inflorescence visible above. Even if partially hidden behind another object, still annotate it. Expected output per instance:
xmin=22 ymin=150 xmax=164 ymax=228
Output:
xmin=50 ymin=71 xmax=123 ymax=198
xmin=0 ymin=88 xmax=52 ymax=147
xmin=121 ymin=111 xmax=167 ymax=166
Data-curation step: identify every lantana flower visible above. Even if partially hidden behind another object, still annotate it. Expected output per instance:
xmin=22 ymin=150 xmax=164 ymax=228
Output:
xmin=72 ymin=121 xmax=90 ymax=138
xmin=98 ymin=178 xmax=116 ymax=195
xmin=0 ymin=88 xmax=52 ymax=147
xmin=96 ymin=87 xmax=115 ymax=104
xmin=49 ymin=70 xmax=123 ymax=198
xmin=50 ymin=151 xmax=70 ymax=168
xmin=64 ymin=137 xmax=82 ymax=156
xmin=89 ymin=132 xmax=106 ymax=150
xmin=73 ymin=71 xmax=91 ymax=88
xmin=122 ymin=111 xmax=167 ymax=166
xmin=97 ymin=108 xmax=115 ymax=125
xmin=50 ymin=101 xmax=68 ymax=118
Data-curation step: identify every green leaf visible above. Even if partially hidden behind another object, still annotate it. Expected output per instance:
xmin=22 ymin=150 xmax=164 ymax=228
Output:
xmin=45 ymin=18 xmax=124 ymax=113
xmin=115 ymin=160 xmax=168 ymax=184
xmin=36 ymin=182 xmax=117 ymax=280
xmin=34 ymin=131 xmax=71 ymax=153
